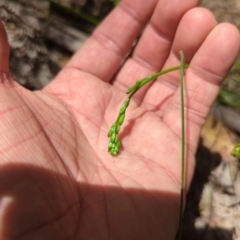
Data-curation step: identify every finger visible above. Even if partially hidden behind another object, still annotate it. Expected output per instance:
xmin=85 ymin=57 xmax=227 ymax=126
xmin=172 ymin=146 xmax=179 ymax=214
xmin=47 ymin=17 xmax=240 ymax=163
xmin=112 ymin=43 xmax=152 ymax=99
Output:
xmin=113 ymin=0 xmax=198 ymax=103
xmin=64 ymin=0 xmax=158 ymax=81
xmin=163 ymin=23 xmax=240 ymax=152
xmin=141 ymin=7 xmax=217 ymax=111
xmin=0 ymin=20 xmax=11 ymax=83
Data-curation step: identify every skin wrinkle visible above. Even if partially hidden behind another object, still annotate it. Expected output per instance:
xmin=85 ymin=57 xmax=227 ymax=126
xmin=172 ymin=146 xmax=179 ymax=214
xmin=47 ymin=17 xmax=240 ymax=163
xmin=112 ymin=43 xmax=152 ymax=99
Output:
xmin=13 ymin=177 xmax=62 ymax=239
xmin=94 ymin=156 xmax=157 ymax=224
xmin=26 ymin=173 xmax=57 ymax=214
xmin=73 ymin=121 xmax=114 ymax=183
xmin=0 ymin=106 xmax=35 ymax=133
xmin=43 ymin=69 xmax=75 ymax=99
xmin=88 ymin=2 xmax=146 ymax=68
xmin=169 ymin=96 xmax=208 ymax=122
xmin=187 ymin=95 xmax=210 ymax=115
xmin=27 ymin=104 xmax=76 ymax=175
xmin=96 ymin=84 xmax=107 ymax=123
xmin=91 ymin=33 xmax=124 ymax=58
xmin=120 ymin=170 xmax=176 ymax=214
xmin=35 ymin=118 xmax=75 ymax=179
xmin=35 ymin=112 xmax=80 ymax=175
xmin=140 ymin=84 xmax=173 ymax=112
xmin=74 ymin=193 xmax=82 ymax=240
xmin=97 ymin=158 xmax=124 ymax=186
xmin=32 ymin=95 xmax=93 ymax=178
xmin=153 ymin=155 xmax=181 ymax=187
xmin=0 ymin=101 xmax=26 ymax=116
xmin=68 ymin=110 xmax=82 ymax=175
xmin=30 ymin=114 xmax=66 ymax=165
xmin=126 ymin=122 xmax=182 ymax=185
xmin=187 ymin=107 xmax=208 ymax=126
xmin=159 ymin=78 xmax=178 ymax=94
xmin=120 ymin=1 xmax=146 ymax=25
xmin=41 ymin=112 xmax=94 ymax=176
xmin=164 ymin=105 xmax=202 ymax=152
xmin=151 ymin=0 xmax=198 ymax=42
xmin=75 ymin=155 xmax=89 ymax=183
xmin=104 ymin=86 xmax=116 ymax=119
xmin=79 ymin=192 xmax=107 ymax=239
xmin=132 ymin=25 xmax=171 ymax=71
xmin=77 ymin=142 xmax=99 ymax=172
xmin=16 ymin=203 xmax=79 ymax=240
xmin=131 ymin=55 xmax=160 ymax=73
xmin=189 ymin=63 xmax=224 ymax=86
xmin=122 ymin=188 xmax=141 ymax=224
xmin=0 ymin=126 xmax=43 ymax=156
xmin=55 ymin=171 xmax=72 ymax=209
xmin=119 ymin=148 xmax=165 ymax=176
xmin=150 ymin=20 xmax=173 ymax=44
xmin=67 ymin=80 xmax=108 ymax=127
xmin=132 ymin=113 xmax=179 ymax=146
xmin=118 ymin=167 xmax=155 ymax=189
xmin=96 ymin=167 xmax=123 ymax=239
xmin=75 ymin=114 xmax=100 ymax=143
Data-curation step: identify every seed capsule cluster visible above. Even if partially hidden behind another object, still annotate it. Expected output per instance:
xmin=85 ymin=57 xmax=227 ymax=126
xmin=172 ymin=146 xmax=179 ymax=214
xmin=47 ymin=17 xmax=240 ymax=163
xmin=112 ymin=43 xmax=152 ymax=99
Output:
xmin=107 ymin=98 xmax=130 ymax=155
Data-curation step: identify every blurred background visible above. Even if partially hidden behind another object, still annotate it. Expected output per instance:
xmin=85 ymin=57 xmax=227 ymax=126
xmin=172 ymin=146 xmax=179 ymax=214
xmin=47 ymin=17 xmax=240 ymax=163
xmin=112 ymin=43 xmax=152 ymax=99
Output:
xmin=0 ymin=0 xmax=240 ymax=239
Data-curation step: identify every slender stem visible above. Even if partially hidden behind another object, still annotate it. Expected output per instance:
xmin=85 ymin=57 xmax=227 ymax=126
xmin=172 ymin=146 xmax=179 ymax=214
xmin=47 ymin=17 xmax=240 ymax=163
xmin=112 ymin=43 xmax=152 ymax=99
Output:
xmin=127 ymin=64 xmax=189 ymax=94
xmin=176 ymin=51 xmax=185 ymax=240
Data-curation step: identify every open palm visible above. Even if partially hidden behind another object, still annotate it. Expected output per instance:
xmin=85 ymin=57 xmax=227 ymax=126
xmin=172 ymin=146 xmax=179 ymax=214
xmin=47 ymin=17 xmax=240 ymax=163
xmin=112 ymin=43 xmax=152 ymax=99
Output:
xmin=0 ymin=1 xmax=239 ymax=239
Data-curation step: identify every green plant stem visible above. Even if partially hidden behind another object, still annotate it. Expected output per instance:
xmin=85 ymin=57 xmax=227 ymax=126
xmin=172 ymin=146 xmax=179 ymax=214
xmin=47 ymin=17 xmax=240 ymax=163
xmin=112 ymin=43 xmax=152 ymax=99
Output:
xmin=126 ymin=64 xmax=189 ymax=94
xmin=175 ymin=51 xmax=185 ymax=240
xmin=107 ymin=64 xmax=189 ymax=156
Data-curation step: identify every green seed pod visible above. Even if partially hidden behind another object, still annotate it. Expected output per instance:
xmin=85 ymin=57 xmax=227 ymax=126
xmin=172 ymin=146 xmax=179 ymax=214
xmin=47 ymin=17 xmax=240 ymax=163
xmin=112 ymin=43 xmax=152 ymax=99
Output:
xmin=110 ymin=132 xmax=116 ymax=142
xmin=112 ymin=151 xmax=116 ymax=156
xmin=118 ymin=114 xmax=125 ymax=125
xmin=231 ymin=143 xmax=240 ymax=157
xmin=120 ymin=106 xmax=126 ymax=115
xmin=107 ymin=129 xmax=113 ymax=138
xmin=120 ymin=98 xmax=130 ymax=114
xmin=108 ymin=141 xmax=113 ymax=152
xmin=112 ymin=148 xmax=118 ymax=156
xmin=116 ymin=125 xmax=120 ymax=134
xmin=116 ymin=139 xmax=120 ymax=148
xmin=110 ymin=148 xmax=117 ymax=156
xmin=108 ymin=123 xmax=116 ymax=137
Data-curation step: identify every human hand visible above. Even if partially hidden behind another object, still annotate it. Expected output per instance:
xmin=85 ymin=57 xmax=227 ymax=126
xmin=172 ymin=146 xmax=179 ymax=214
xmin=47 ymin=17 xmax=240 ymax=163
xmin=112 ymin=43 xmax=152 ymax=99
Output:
xmin=0 ymin=0 xmax=239 ymax=239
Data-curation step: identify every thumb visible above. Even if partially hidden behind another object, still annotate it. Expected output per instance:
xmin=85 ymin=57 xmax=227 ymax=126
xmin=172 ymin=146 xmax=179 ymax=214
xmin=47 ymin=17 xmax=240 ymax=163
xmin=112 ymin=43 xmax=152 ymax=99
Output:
xmin=0 ymin=20 xmax=10 ymax=80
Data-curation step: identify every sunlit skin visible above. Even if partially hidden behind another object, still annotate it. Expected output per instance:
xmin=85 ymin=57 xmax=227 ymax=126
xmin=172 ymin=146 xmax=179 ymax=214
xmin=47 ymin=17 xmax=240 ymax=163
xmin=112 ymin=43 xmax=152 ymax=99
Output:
xmin=0 ymin=0 xmax=239 ymax=239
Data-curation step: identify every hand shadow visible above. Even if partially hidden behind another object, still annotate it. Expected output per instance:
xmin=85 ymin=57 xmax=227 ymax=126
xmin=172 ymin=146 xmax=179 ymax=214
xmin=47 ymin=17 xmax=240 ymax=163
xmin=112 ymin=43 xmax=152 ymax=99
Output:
xmin=0 ymin=162 xmax=180 ymax=240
